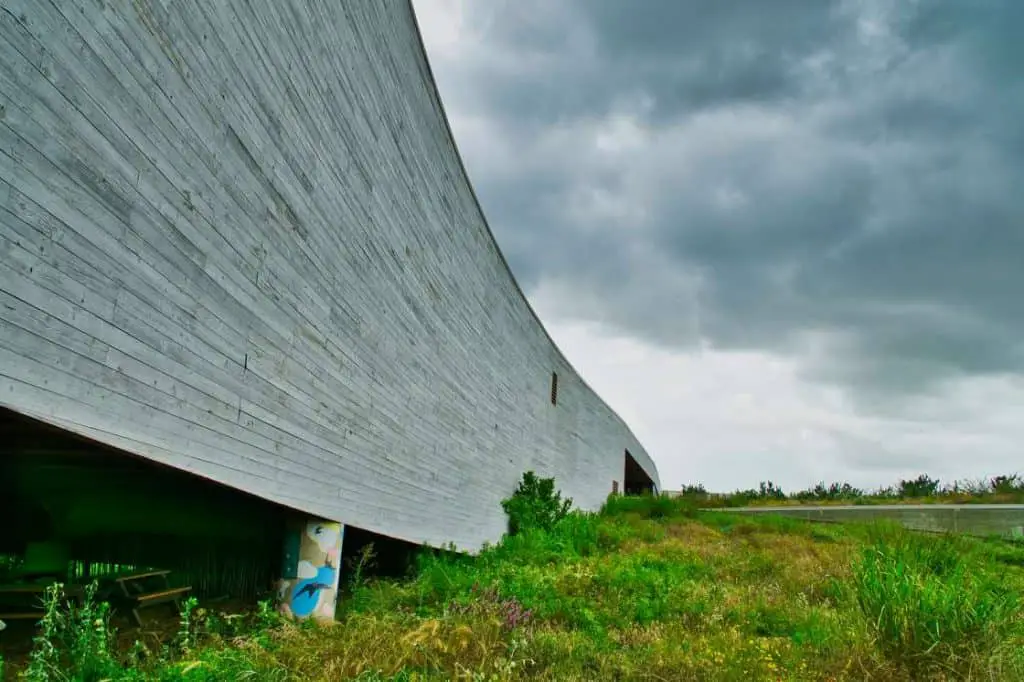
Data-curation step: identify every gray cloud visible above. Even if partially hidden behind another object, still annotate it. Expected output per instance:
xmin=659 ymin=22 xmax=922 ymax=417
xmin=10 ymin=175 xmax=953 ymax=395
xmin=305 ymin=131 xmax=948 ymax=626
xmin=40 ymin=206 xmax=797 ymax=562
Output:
xmin=423 ymin=0 xmax=1024 ymax=410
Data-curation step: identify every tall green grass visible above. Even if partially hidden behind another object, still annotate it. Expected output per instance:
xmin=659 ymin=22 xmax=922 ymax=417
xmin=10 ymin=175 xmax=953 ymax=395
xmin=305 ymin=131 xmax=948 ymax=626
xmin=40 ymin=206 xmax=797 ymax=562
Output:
xmin=852 ymin=528 xmax=1021 ymax=675
xmin=7 ymin=490 xmax=1024 ymax=680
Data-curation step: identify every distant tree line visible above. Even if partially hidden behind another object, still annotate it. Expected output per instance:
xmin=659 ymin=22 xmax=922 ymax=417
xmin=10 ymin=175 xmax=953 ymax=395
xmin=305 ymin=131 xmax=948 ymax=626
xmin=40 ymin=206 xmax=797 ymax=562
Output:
xmin=677 ymin=473 xmax=1024 ymax=506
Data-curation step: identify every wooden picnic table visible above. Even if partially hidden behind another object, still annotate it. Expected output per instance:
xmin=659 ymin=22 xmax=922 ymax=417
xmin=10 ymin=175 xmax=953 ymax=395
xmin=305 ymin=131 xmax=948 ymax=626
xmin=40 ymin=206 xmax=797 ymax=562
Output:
xmin=0 ymin=569 xmax=192 ymax=627
xmin=112 ymin=569 xmax=192 ymax=626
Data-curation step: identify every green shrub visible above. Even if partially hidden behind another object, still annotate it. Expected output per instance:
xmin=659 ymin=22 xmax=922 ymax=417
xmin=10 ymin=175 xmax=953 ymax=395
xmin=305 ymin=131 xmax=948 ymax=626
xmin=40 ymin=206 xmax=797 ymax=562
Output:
xmin=757 ymin=480 xmax=786 ymax=500
xmin=599 ymin=492 xmax=695 ymax=520
xmin=491 ymin=512 xmax=605 ymax=562
xmin=793 ymin=481 xmax=864 ymax=501
xmin=897 ymin=474 xmax=940 ymax=498
xmin=501 ymin=471 xmax=573 ymax=536
xmin=852 ymin=531 xmax=1020 ymax=674
xmin=548 ymin=512 xmax=602 ymax=556
xmin=409 ymin=550 xmax=479 ymax=607
xmin=991 ymin=474 xmax=1024 ymax=494
xmin=485 ymin=527 xmax=569 ymax=567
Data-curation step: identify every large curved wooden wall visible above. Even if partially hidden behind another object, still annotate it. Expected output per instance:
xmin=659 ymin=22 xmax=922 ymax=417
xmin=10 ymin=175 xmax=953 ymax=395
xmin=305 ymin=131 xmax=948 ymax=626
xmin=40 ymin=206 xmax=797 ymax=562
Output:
xmin=0 ymin=0 xmax=659 ymax=550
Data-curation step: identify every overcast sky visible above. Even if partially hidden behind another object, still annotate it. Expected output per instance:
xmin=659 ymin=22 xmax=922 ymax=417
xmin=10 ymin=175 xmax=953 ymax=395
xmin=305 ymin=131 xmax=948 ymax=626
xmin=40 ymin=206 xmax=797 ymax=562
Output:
xmin=413 ymin=0 xmax=1024 ymax=493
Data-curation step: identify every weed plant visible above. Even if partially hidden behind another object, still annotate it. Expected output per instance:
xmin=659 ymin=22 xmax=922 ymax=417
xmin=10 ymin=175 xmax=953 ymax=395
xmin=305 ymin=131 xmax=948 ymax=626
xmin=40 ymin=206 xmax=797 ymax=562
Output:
xmin=22 ymin=582 xmax=121 ymax=682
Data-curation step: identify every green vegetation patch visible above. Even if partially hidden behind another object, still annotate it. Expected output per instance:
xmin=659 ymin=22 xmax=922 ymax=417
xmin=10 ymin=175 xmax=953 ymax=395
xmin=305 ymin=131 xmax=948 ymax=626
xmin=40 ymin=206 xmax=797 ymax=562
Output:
xmin=6 ymin=471 xmax=1024 ymax=681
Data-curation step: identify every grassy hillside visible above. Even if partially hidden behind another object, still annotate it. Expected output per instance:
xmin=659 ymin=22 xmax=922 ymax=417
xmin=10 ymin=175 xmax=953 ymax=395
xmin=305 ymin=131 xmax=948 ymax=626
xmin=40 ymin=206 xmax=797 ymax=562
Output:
xmin=8 ymin=493 xmax=1024 ymax=681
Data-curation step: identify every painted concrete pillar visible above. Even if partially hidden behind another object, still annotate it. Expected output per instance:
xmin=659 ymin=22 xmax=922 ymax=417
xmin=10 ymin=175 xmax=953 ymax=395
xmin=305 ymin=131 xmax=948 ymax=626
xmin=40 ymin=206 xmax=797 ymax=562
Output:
xmin=277 ymin=518 xmax=344 ymax=621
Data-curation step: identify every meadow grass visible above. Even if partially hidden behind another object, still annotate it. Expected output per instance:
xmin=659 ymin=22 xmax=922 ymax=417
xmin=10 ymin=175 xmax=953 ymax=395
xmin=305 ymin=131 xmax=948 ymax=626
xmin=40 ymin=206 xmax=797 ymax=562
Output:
xmin=9 ymin=494 xmax=1024 ymax=681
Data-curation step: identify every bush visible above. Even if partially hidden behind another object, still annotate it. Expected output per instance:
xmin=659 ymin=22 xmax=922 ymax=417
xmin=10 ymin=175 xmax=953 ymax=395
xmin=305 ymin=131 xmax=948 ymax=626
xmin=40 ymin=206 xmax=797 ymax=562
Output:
xmin=600 ymin=493 xmax=695 ymax=520
xmin=897 ymin=474 xmax=940 ymax=498
xmin=793 ymin=481 xmax=864 ymax=501
xmin=991 ymin=474 xmax=1024 ymax=494
xmin=501 ymin=471 xmax=573 ymax=536
xmin=725 ymin=481 xmax=786 ymax=504
xmin=677 ymin=483 xmax=708 ymax=498
xmin=852 ymin=530 xmax=1020 ymax=675
xmin=757 ymin=480 xmax=786 ymax=500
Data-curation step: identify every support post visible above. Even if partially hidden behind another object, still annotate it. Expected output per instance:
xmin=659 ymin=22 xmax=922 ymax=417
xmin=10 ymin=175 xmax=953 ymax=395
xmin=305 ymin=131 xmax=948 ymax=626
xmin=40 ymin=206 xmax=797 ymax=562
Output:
xmin=277 ymin=517 xmax=344 ymax=622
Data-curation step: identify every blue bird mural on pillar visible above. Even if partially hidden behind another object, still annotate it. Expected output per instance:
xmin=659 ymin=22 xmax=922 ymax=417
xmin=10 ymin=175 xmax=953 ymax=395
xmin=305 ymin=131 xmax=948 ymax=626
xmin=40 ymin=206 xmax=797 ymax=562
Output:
xmin=290 ymin=556 xmax=337 ymax=618
xmin=280 ymin=520 xmax=343 ymax=620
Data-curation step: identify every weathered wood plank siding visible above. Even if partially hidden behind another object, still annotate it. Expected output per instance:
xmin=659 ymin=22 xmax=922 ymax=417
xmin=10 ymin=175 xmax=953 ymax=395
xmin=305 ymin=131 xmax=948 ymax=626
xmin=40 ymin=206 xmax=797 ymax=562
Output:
xmin=0 ymin=0 xmax=660 ymax=550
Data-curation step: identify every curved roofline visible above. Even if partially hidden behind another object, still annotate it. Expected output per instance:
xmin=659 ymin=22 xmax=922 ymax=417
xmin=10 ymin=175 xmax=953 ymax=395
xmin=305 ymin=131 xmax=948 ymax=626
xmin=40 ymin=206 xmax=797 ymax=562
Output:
xmin=405 ymin=2 xmax=656 ymax=481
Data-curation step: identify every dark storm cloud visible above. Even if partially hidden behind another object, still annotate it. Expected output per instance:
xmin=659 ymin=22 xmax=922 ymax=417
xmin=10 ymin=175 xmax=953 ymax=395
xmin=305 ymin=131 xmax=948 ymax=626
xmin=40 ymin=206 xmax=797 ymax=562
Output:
xmin=441 ymin=0 xmax=1024 ymax=401
xmin=484 ymin=0 xmax=843 ymax=121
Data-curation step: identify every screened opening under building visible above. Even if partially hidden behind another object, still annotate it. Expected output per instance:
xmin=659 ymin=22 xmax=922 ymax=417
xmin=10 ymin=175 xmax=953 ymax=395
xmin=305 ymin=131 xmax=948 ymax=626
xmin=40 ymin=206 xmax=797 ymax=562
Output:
xmin=0 ymin=406 xmax=289 ymax=604
xmin=0 ymin=407 xmax=427 ymax=615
